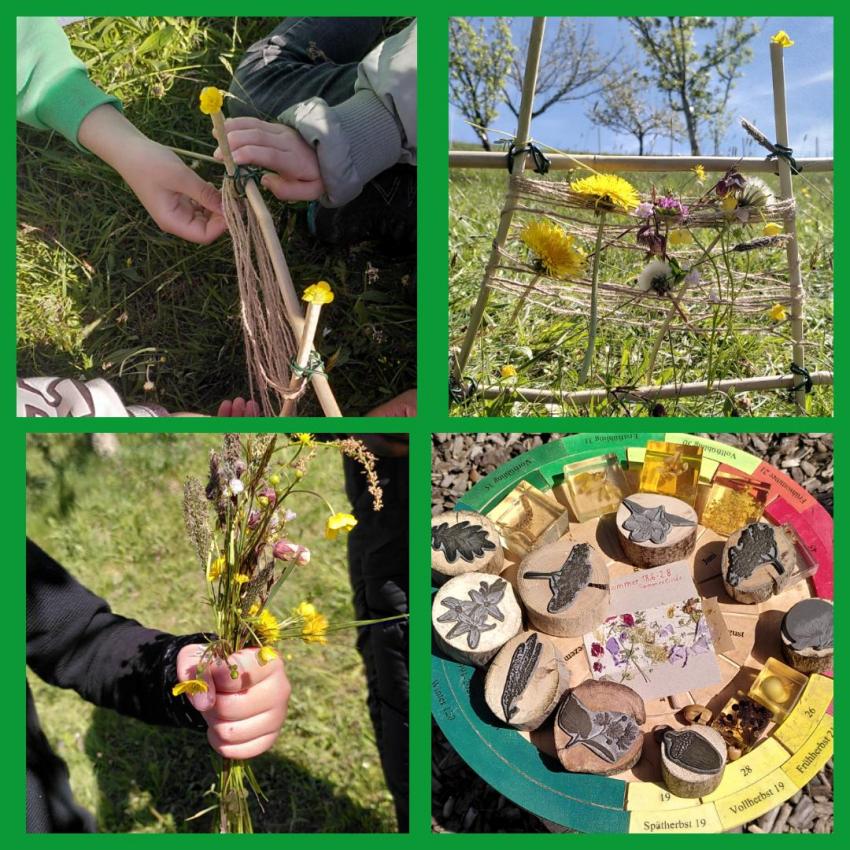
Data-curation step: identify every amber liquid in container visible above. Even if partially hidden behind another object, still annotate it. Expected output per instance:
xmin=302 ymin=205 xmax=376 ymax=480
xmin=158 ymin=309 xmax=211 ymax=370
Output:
xmin=638 ymin=440 xmax=703 ymax=506
xmin=488 ymin=480 xmax=570 ymax=558
xmin=701 ymin=472 xmax=770 ymax=536
xmin=559 ymin=453 xmax=629 ymax=523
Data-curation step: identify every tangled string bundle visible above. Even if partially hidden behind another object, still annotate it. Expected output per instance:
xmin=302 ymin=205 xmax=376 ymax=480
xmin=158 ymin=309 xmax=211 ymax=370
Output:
xmin=221 ymin=174 xmax=298 ymax=416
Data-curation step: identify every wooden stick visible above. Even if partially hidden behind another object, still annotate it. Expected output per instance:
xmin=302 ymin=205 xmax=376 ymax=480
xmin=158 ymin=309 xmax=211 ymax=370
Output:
xmin=770 ymin=42 xmax=807 ymax=413
xmin=210 ymin=110 xmax=341 ymax=418
xmin=448 ymin=152 xmax=833 ymax=173
xmin=281 ymin=301 xmax=323 ymax=416
xmin=452 ymin=16 xmax=546 ymax=380
xmin=476 ymin=370 xmax=833 ymax=406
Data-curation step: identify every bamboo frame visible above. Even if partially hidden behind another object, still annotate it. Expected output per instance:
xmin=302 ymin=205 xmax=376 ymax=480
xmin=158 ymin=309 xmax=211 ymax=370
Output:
xmin=450 ymin=22 xmax=833 ymax=411
xmin=478 ymin=370 xmax=833 ymax=406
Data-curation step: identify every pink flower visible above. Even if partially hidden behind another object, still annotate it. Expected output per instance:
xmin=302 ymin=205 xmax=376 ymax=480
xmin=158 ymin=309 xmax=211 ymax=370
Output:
xmin=272 ymin=539 xmax=310 ymax=565
xmin=247 ymin=509 xmax=261 ymax=529
xmin=621 ymin=614 xmax=635 ymax=627
xmin=593 ymin=661 xmax=603 ymax=673
xmin=590 ymin=642 xmax=604 ymax=657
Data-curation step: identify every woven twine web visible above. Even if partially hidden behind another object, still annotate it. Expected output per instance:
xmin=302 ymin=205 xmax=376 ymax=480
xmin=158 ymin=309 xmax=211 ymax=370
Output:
xmin=493 ymin=175 xmax=801 ymax=340
xmin=221 ymin=177 xmax=298 ymax=416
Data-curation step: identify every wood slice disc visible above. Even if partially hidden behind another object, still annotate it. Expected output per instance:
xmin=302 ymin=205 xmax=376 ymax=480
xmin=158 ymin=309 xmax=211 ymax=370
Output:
xmin=781 ymin=598 xmax=834 ymax=673
xmin=615 ymin=493 xmax=698 ymax=568
xmin=484 ymin=630 xmax=570 ymax=731
xmin=553 ymin=680 xmax=646 ymax=776
xmin=721 ymin=521 xmax=795 ymax=604
xmin=431 ymin=510 xmax=504 ymax=585
xmin=660 ymin=725 xmax=727 ymax=798
xmin=517 ymin=539 xmax=610 ymax=637
xmin=432 ymin=572 xmax=522 ymax=667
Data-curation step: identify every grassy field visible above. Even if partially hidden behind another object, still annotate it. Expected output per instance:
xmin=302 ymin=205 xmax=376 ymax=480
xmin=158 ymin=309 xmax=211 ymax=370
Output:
xmin=17 ymin=17 xmax=415 ymax=415
xmin=26 ymin=434 xmax=397 ymax=833
xmin=449 ymin=154 xmax=833 ymax=417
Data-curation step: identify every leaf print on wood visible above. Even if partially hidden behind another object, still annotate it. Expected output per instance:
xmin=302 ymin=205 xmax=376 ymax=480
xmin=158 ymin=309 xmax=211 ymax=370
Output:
xmin=501 ymin=632 xmax=542 ymax=720
xmin=432 ymin=519 xmax=496 ymax=564
xmin=436 ymin=578 xmax=507 ymax=649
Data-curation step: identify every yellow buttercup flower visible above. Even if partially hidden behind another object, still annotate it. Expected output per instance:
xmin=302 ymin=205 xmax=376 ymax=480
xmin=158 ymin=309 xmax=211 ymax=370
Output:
xmin=199 ymin=86 xmax=224 ymax=115
xmin=771 ymin=31 xmax=794 ymax=48
xmin=172 ymin=679 xmax=208 ymax=697
xmin=519 ymin=220 xmax=585 ymax=278
xmin=721 ymin=195 xmax=738 ymax=212
xmin=768 ymin=303 xmax=788 ymax=321
xmin=570 ymin=173 xmax=640 ymax=212
xmin=500 ymin=364 xmax=518 ymax=379
xmin=255 ymin=609 xmax=282 ymax=644
xmin=257 ymin=646 xmax=279 ymax=665
xmin=668 ymin=229 xmax=693 ymax=248
xmin=301 ymin=611 xmax=329 ymax=645
xmin=234 ymin=573 xmax=250 ymax=584
xmin=207 ymin=555 xmax=225 ymax=581
xmin=325 ymin=512 xmax=357 ymax=540
xmin=302 ymin=281 xmax=334 ymax=305
xmin=294 ymin=601 xmax=317 ymax=619
xmin=294 ymin=433 xmax=314 ymax=446
xmin=691 ymin=164 xmax=706 ymax=183
xmin=763 ymin=222 xmax=783 ymax=237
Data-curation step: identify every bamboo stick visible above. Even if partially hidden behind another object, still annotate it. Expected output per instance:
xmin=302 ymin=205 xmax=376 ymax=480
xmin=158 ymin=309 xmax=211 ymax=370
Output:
xmin=477 ymin=370 xmax=833 ymax=406
xmin=449 ymin=151 xmax=833 ymax=173
xmin=452 ymin=16 xmax=546 ymax=380
xmin=210 ymin=110 xmax=341 ymax=418
xmin=770 ymin=42 xmax=807 ymax=413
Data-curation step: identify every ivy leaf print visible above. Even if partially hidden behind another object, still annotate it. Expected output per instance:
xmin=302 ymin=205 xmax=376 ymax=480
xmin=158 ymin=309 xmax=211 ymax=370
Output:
xmin=432 ymin=520 xmax=497 ymax=564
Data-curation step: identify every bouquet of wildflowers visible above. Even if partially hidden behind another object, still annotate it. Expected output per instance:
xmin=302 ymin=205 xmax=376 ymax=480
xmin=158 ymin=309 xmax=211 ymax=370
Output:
xmin=174 ymin=433 xmax=386 ymax=832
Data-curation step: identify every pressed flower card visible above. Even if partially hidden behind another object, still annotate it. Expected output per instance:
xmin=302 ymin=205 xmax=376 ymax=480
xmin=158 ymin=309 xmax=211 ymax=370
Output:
xmin=583 ymin=562 xmax=721 ymax=700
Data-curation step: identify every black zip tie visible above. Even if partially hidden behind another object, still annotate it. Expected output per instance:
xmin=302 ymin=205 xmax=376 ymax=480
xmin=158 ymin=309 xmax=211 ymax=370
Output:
xmin=789 ymin=362 xmax=813 ymax=397
xmin=449 ymin=375 xmax=478 ymax=403
xmin=506 ymin=142 xmax=550 ymax=175
xmin=289 ymin=350 xmax=326 ymax=380
xmin=225 ymin=165 xmax=264 ymax=197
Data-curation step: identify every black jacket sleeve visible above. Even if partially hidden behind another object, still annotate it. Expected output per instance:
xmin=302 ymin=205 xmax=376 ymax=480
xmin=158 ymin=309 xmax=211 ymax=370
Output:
xmin=26 ymin=539 xmax=206 ymax=731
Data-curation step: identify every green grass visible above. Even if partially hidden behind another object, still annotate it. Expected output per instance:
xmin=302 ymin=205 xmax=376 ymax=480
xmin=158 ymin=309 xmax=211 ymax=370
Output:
xmin=17 ymin=17 xmax=415 ymax=415
xmin=26 ymin=434 xmax=397 ymax=833
xmin=449 ymin=157 xmax=833 ymax=417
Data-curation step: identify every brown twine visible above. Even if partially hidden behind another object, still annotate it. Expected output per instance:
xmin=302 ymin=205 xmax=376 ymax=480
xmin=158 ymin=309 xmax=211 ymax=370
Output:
xmin=221 ymin=178 xmax=298 ymax=416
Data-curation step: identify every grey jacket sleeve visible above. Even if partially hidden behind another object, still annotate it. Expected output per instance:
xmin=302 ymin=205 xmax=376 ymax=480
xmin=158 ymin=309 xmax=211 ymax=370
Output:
xmin=279 ymin=20 xmax=417 ymax=207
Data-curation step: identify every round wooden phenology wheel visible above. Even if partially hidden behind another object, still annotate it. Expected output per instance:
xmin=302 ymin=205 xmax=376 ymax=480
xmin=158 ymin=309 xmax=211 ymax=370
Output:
xmin=517 ymin=539 xmax=609 ymax=637
xmin=615 ymin=493 xmax=698 ymax=568
xmin=431 ymin=510 xmax=504 ymax=585
xmin=484 ymin=630 xmax=570 ymax=731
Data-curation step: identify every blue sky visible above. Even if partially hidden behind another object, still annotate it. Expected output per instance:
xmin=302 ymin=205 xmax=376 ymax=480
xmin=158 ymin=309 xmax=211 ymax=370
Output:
xmin=450 ymin=17 xmax=833 ymax=157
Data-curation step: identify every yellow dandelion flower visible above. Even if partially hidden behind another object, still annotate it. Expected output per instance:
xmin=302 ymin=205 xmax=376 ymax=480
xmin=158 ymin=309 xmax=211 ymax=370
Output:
xmin=721 ymin=195 xmax=738 ymax=212
xmin=569 ymin=173 xmax=640 ymax=212
xmin=199 ymin=87 xmax=224 ymax=115
xmin=763 ymin=222 xmax=783 ymax=237
xmin=302 ymin=281 xmax=334 ymax=305
xmin=500 ymin=364 xmax=518 ymax=379
xmin=255 ymin=609 xmax=282 ymax=644
xmin=771 ymin=31 xmax=794 ymax=48
xmin=768 ymin=303 xmax=788 ymax=322
xmin=302 ymin=612 xmax=329 ymax=645
xmin=293 ymin=433 xmax=314 ymax=446
xmin=207 ymin=555 xmax=225 ymax=581
xmin=257 ymin=646 xmax=279 ymax=665
xmin=668 ymin=229 xmax=693 ymax=248
xmin=519 ymin=220 xmax=586 ymax=278
xmin=325 ymin=512 xmax=357 ymax=540
xmin=294 ymin=601 xmax=318 ymax=619
xmin=691 ymin=164 xmax=706 ymax=183
xmin=248 ymin=603 xmax=261 ymax=616
xmin=172 ymin=679 xmax=208 ymax=697
xmin=234 ymin=573 xmax=250 ymax=584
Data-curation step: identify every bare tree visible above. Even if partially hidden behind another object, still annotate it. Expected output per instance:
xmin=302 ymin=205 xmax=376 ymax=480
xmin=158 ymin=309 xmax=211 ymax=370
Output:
xmin=589 ymin=69 xmax=681 ymax=155
xmin=505 ymin=18 xmax=616 ymax=120
xmin=624 ymin=17 xmax=760 ymax=155
xmin=449 ymin=17 xmax=515 ymax=151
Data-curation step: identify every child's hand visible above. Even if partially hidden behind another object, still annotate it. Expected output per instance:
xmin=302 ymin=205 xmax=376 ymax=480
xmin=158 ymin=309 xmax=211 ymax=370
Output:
xmin=176 ymin=645 xmax=290 ymax=759
xmin=217 ymin=397 xmax=261 ymax=417
xmin=215 ymin=117 xmax=325 ymax=201
xmin=78 ymin=104 xmax=227 ymax=244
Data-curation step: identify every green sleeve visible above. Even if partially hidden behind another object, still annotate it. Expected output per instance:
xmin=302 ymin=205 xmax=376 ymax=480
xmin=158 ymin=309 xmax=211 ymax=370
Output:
xmin=16 ymin=17 xmax=122 ymax=148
